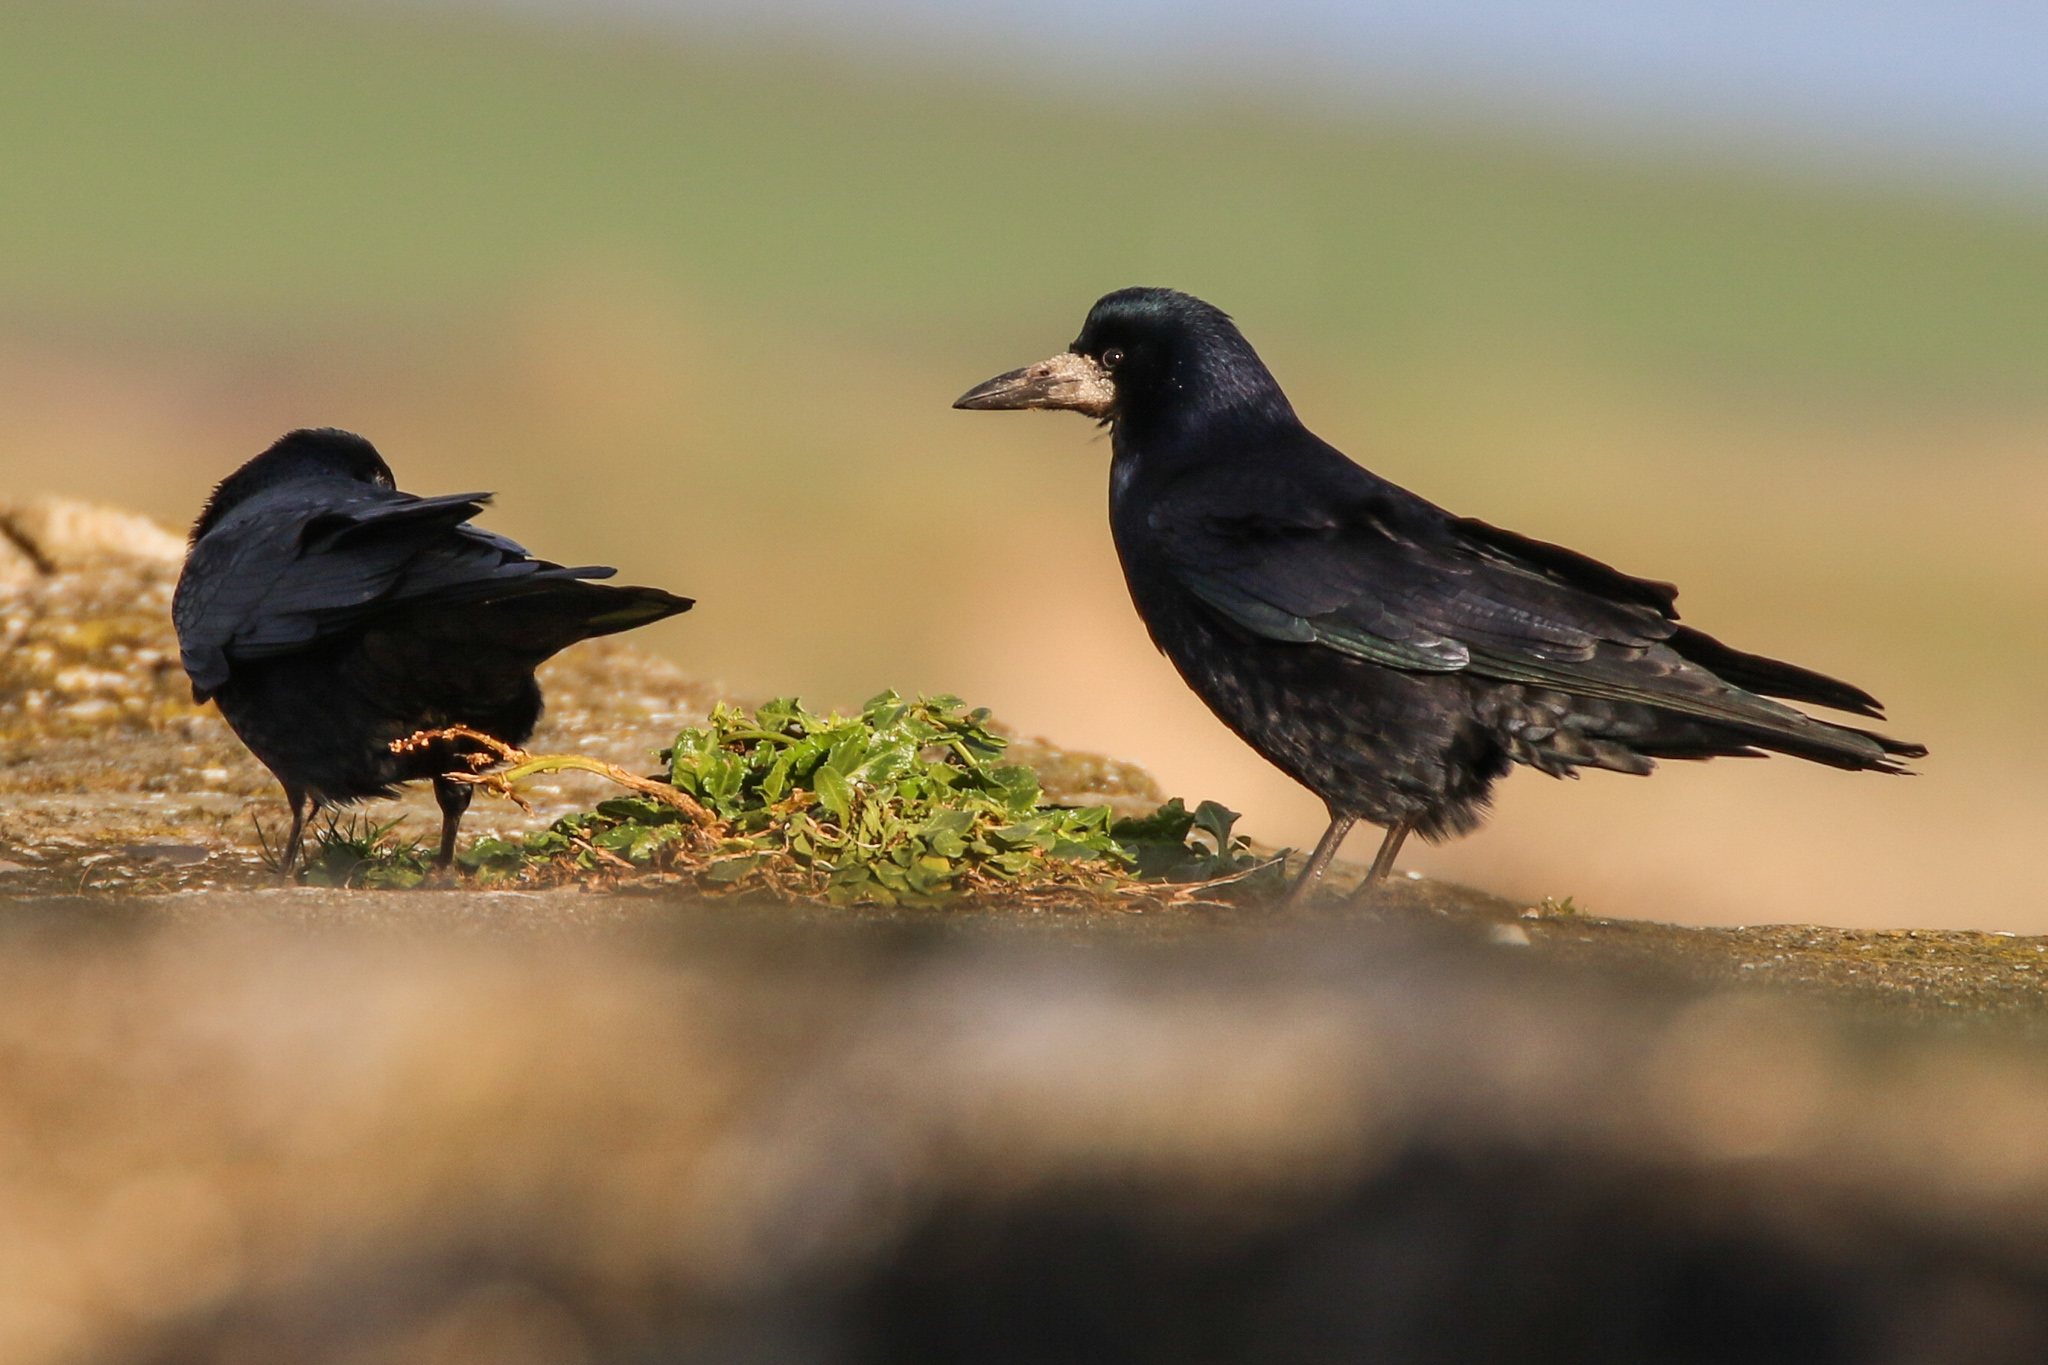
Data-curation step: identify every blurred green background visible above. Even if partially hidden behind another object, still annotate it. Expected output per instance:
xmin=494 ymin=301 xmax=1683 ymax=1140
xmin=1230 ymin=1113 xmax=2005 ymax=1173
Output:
xmin=4 ymin=0 xmax=2045 ymax=928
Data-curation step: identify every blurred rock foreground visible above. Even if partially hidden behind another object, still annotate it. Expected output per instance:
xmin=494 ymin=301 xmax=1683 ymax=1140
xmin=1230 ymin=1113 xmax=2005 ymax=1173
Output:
xmin=11 ymin=499 xmax=2048 ymax=1362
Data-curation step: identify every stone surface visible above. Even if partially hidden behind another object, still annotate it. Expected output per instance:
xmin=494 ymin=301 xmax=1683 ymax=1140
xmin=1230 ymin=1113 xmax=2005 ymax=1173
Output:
xmin=0 ymin=495 xmax=2045 ymax=1029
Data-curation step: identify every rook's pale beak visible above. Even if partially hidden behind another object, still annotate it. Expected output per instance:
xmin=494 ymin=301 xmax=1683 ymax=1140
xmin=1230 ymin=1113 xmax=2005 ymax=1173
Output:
xmin=953 ymin=351 xmax=1116 ymax=419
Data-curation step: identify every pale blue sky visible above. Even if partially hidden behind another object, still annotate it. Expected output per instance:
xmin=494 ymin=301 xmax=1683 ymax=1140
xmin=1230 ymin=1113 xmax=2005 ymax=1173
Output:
xmin=414 ymin=0 xmax=2048 ymax=194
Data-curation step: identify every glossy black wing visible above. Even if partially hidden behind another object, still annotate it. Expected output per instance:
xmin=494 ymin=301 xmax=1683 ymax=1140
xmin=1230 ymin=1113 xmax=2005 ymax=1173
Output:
xmin=1145 ymin=467 xmax=1898 ymax=751
xmin=1147 ymin=470 xmax=1672 ymax=674
xmin=1453 ymin=516 xmax=1887 ymax=717
xmin=173 ymin=483 xmax=607 ymax=700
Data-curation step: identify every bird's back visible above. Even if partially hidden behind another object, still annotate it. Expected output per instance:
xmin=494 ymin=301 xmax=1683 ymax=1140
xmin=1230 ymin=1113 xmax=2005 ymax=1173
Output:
xmin=175 ymin=432 xmax=692 ymax=803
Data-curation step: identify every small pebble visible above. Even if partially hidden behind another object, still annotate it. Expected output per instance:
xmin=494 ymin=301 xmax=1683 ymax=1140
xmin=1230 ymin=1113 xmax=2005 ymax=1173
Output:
xmin=1489 ymin=922 xmax=1531 ymax=947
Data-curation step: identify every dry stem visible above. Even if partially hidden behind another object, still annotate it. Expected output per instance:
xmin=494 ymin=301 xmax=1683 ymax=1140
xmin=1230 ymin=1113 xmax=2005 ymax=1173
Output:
xmin=389 ymin=725 xmax=723 ymax=832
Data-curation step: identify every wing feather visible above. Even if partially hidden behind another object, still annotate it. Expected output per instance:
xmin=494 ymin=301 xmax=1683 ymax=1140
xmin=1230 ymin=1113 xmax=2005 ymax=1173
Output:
xmin=173 ymin=479 xmax=609 ymax=700
xmin=1143 ymin=469 xmax=1886 ymax=754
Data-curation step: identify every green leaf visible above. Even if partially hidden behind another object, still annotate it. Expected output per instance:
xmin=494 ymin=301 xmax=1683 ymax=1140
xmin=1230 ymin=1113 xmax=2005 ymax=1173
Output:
xmin=993 ymin=849 xmax=1037 ymax=876
xmin=760 ymin=749 xmax=796 ymax=802
xmin=988 ymin=764 xmax=1041 ymax=815
xmin=704 ymin=852 xmax=762 ymax=883
xmin=1112 ymin=798 xmax=1197 ymax=846
xmin=814 ymin=765 xmax=853 ymax=821
xmin=1191 ymin=800 xmax=1243 ymax=854
xmin=595 ymin=796 xmax=677 ymax=825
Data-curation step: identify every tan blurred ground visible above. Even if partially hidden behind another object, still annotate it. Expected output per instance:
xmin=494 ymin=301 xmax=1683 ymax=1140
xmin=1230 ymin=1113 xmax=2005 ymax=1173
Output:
xmin=2 ymin=904 xmax=2048 ymax=1361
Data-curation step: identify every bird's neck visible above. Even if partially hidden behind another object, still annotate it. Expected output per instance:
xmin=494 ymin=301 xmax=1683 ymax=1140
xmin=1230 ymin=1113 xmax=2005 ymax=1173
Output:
xmin=1112 ymin=395 xmax=1304 ymax=485
xmin=1117 ymin=344 xmax=1296 ymax=449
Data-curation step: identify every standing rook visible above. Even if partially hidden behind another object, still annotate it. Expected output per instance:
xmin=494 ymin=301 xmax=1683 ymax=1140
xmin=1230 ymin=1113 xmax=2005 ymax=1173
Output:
xmin=174 ymin=428 xmax=693 ymax=873
xmin=957 ymin=288 xmax=1922 ymax=908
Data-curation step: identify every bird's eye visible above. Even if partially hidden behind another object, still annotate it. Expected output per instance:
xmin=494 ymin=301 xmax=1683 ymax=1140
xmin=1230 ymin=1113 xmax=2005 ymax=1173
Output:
xmin=1101 ymin=348 xmax=1126 ymax=369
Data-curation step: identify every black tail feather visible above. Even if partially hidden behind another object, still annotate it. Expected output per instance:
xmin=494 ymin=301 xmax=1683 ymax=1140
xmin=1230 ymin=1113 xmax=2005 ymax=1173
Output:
xmin=479 ymin=579 xmax=693 ymax=647
xmin=1666 ymin=625 xmax=1889 ymax=720
xmin=381 ymin=578 xmax=693 ymax=665
xmin=1843 ymin=724 xmax=1928 ymax=762
xmin=575 ymin=584 xmax=695 ymax=638
xmin=1713 ymin=713 xmax=1925 ymax=774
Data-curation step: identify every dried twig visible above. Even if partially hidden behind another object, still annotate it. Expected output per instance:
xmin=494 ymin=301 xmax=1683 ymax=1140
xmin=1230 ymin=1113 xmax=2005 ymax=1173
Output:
xmin=569 ymin=834 xmax=637 ymax=871
xmin=1111 ymin=855 xmax=1288 ymax=904
xmin=389 ymin=725 xmax=723 ymax=831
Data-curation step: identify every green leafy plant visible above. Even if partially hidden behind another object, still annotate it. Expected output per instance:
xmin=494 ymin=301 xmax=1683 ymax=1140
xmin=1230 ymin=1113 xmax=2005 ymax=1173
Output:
xmin=459 ymin=693 xmax=1129 ymax=905
xmin=1108 ymin=797 xmax=1284 ymax=895
xmin=301 ymin=813 xmax=436 ymax=889
xmin=400 ymin=691 xmax=1290 ymax=907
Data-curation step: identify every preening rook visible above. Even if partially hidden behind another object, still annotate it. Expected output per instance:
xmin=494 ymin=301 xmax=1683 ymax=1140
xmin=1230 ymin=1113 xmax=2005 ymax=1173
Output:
xmin=173 ymin=428 xmax=694 ymax=873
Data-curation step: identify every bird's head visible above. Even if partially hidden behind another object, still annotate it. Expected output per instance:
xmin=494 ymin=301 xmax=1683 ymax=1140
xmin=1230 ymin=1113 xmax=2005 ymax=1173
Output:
xmin=190 ymin=428 xmax=396 ymax=543
xmin=953 ymin=287 xmax=1291 ymax=432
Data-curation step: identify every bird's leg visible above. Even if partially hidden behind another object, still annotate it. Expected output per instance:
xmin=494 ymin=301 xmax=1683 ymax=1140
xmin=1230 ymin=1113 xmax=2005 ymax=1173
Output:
xmin=1350 ymin=821 xmax=1413 ymax=902
xmin=432 ymin=775 xmax=473 ymax=869
xmin=278 ymin=784 xmax=310 ymax=881
xmin=1278 ymin=810 xmax=1358 ymax=912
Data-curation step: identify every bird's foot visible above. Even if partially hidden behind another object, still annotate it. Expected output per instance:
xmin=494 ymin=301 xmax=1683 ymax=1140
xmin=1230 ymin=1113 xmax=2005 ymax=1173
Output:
xmin=1345 ymin=875 xmax=1392 ymax=917
xmin=1275 ymin=812 xmax=1360 ymax=914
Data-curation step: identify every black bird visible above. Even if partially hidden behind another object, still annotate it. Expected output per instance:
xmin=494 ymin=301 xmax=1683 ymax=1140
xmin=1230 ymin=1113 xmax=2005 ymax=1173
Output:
xmin=174 ymin=428 xmax=694 ymax=873
xmin=957 ymin=288 xmax=1923 ymax=907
